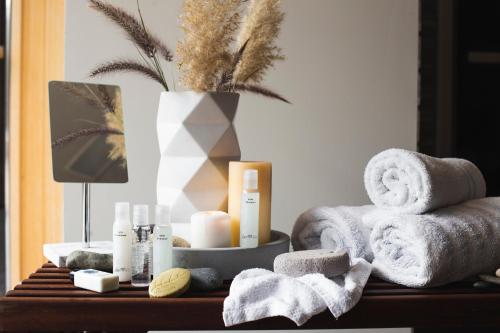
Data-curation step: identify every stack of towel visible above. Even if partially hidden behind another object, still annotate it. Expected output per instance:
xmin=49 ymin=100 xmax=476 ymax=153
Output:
xmin=293 ymin=148 xmax=500 ymax=288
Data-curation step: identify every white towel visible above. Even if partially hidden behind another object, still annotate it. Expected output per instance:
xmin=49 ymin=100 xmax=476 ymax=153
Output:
xmin=223 ymin=258 xmax=372 ymax=327
xmin=291 ymin=206 xmax=375 ymax=262
xmin=367 ymin=197 xmax=500 ymax=287
xmin=364 ymin=148 xmax=486 ymax=214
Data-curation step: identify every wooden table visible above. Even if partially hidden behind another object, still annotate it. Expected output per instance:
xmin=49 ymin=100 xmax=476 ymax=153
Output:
xmin=0 ymin=263 xmax=500 ymax=332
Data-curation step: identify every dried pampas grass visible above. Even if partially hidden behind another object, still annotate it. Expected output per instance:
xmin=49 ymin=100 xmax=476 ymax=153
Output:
xmin=177 ymin=0 xmax=242 ymax=92
xmin=105 ymin=89 xmax=127 ymax=163
xmin=233 ymin=0 xmax=285 ymax=84
xmin=89 ymin=0 xmax=289 ymax=103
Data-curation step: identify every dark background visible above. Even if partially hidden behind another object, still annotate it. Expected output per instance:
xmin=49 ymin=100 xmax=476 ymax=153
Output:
xmin=419 ymin=0 xmax=500 ymax=196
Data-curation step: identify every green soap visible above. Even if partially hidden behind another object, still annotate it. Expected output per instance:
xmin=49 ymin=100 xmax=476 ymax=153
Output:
xmin=149 ymin=268 xmax=191 ymax=298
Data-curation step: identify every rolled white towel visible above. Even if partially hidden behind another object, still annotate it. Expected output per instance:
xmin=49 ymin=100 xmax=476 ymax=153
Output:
xmin=364 ymin=148 xmax=486 ymax=214
xmin=368 ymin=197 xmax=500 ymax=287
xmin=292 ymin=206 xmax=375 ymax=262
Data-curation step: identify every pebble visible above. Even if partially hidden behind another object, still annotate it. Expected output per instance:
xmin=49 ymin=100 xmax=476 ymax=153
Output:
xmin=149 ymin=268 xmax=191 ymax=298
xmin=496 ymin=268 xmax=500 ymax=278
xmin=173 ymin=236 xmax=190 ymax=248
xmin=478 ymin=274 xmax=500 ymax=286
xmin=66 ymin=250 xmax=113 ymax=272
xmin=473 ymin=280 xmax=495 ymax=289
xmin=273 ymin=249 xmax=350 ymax=278
xmin=189 ymin=268 xmax=223 ymax=291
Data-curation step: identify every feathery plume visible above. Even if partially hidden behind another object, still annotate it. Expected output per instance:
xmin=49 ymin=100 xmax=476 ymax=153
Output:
xmin=233 ymin=0 xmax=285 ymax=84
xmin=217 ymin=39 xmax=249 ymax=91
xmin=97 ymin=85 xmax=116 ymax=113
xmin=59 ymin=82 xmax=116 ymax=113
xmin=52 ymin=127 xmax=123 ymax=149
xmin=105 ymin=89 xmax=126 ymax=162
xmin=88 ymin=0 xmax=173 ymax=62
xmin=177 ymin=0 xmax=242 ymax=91
xmin=90 ymin=60 xmax=168 ymax=90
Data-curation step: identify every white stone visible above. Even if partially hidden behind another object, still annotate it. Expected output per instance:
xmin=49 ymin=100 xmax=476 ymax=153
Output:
xmin=43 ymin=241 xmax=112 ymax=267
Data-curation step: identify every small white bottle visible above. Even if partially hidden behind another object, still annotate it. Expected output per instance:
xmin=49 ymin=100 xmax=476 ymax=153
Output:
xmin=240 ymin=169 xmax=260 ymax=248
xmin=113 ymin=202 xmax=132 ymax=282
xmin=153 ymin=204 xmax=173 ymax=278
xmin=131 ymin=205 xmax=152 ymax=287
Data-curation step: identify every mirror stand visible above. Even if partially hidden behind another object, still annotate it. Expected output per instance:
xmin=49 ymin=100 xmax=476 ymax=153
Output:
xmin=44 ymin=81 xmax=128 ymax=267
xmin=82 ymin=183 xmax=91 ymax=248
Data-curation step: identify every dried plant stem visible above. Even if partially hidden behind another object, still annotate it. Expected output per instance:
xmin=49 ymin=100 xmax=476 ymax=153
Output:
xmin=97 ymin=85 xmax=115 ymax=113
xmin=230 ymin=83 xmax=290 ymax=103
xmin=177 ymin=0 xmax=242 ymax=91
xmin=234 ymin=0 xmax=285 ymax=84
xmin=217 ymin=39 xmax=249 ymax=91
xmin=90 ymin=60 xmax=168 ymax=90
xmin=136 ymin=0 xmax=169 ymax=90
xmin=88 ymin=0 xmax=171 ymax=90
xmin=88 ymin=0 xmax=172 ymax=61
xmin=52 ymin=127 xmax=124 ymax=149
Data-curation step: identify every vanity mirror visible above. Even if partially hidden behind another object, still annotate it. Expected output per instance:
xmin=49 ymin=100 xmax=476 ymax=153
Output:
xmin=48 ymin=81 xmax=128 ymax=248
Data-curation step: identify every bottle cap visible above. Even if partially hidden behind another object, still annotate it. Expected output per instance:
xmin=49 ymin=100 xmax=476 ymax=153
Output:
xmin=243 ymin=169 xmax=258 ymax=190
xmin=133 ymin=204 xmax=149 ymax=226
xmin=155 ymin=204 xmax=171 ymax=226
xmin=115 ymin=202 xmax=130 ymax=221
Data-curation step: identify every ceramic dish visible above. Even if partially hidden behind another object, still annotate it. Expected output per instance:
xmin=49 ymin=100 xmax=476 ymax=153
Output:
xmin=173 ymin=230 xmax=290 ymax=279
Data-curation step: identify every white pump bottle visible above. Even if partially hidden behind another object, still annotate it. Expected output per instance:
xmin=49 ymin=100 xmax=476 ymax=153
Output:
xmin=113 ymin=202 xmax=132 ymax=282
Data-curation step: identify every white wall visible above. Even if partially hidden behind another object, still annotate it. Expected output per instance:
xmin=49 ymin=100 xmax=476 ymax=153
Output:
xmin=65 ymin=0 xmax=418 ymax=240
xmin=65 ymin=0 xmax=417 ymax=331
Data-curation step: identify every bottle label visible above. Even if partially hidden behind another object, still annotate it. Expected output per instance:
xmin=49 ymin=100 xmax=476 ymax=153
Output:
xmin=113 ymin=225 xmax=132 ymax=281
xmin=153 ymin=227 xmax=173 ymax=278
xmin=240 ymin=192 xmax=260 ymax=248
xmin=155 ymin=233 xmax=170 ymax=241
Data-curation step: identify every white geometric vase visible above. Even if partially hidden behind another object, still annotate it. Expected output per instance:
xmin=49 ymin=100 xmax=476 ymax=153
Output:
xmin=157 ymin=91 xmax=241 ymax=223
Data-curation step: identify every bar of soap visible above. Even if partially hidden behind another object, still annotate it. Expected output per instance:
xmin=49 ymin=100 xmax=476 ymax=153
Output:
xmin=274 ymin=249 xmax=350 ymax=278
xmin=74 ymin=269 xmax=119 ymax=293
xmin=149 ymin=268 xmax=191 ymax=298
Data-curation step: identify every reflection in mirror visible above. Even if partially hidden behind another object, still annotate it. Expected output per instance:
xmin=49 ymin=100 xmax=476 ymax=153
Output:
xmin=48 ymin=81 xmax=128 ymax=183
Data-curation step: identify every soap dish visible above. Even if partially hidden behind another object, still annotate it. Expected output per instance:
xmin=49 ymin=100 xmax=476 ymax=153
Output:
xmin=173 ymin=230 xmax=290 ymax=280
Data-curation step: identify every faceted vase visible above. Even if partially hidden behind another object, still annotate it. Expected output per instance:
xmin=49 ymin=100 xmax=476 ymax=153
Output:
xmin=157 ymin=92 xmax=241 ymax=223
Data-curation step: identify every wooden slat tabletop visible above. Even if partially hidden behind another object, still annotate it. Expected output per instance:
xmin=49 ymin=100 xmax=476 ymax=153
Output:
xmin=1 ymin=262 xmax=500 ymax=332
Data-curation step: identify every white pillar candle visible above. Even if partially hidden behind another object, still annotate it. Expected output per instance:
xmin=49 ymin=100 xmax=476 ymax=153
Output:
xmin=190 ymin=211 xmax=231 ymax=248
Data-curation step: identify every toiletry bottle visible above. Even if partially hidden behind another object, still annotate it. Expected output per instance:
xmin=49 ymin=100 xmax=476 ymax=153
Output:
xmin=153 ymin=204 xmax=173 ymax=278
xmin=240 ymin=169 xmax=260 ymax=248
xmin=131 ymin=205 xmax=152 ymax=287
xmin=113 ymin=202 xmax=132 ymax=282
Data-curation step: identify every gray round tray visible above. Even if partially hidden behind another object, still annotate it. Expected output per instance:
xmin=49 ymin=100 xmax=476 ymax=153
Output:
xmin=173 ymin=230 xmax=290 ymax=280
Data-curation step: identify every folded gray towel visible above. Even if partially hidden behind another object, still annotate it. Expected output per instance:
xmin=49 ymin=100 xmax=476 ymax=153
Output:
xmin=364 ymin=148 xmax=486 ymax=214
xmin=292 ymin=206 xmax=375 ymax=262
xmin=367 ymin=197 xmax=500 ymax=287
